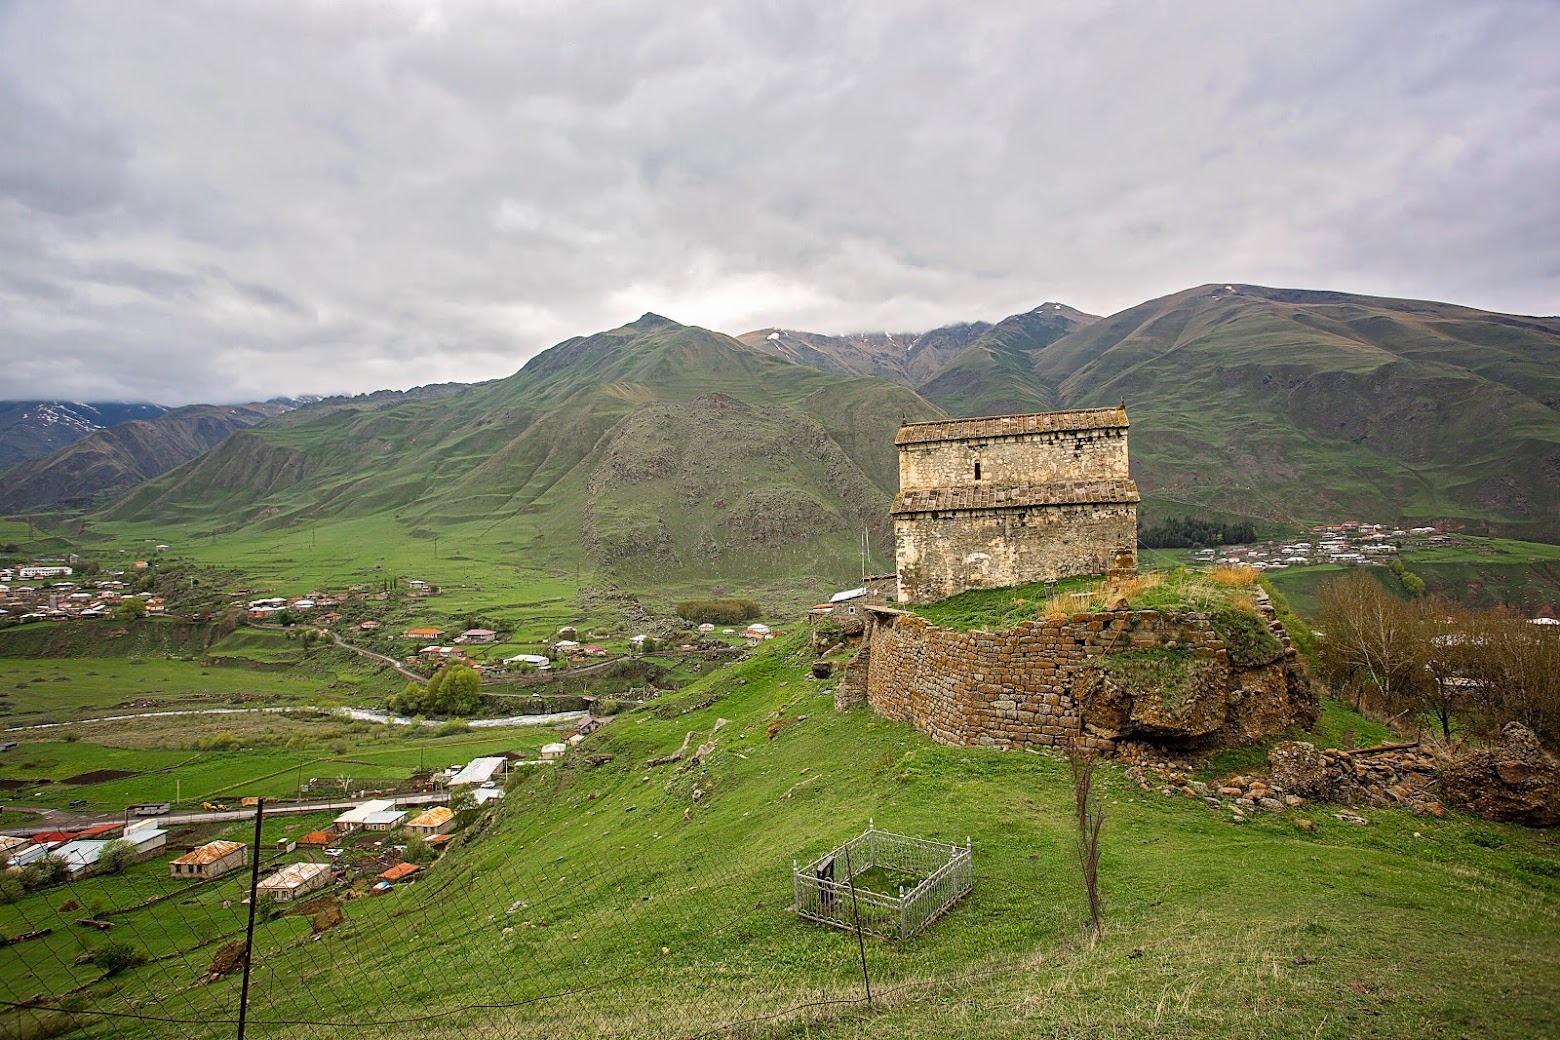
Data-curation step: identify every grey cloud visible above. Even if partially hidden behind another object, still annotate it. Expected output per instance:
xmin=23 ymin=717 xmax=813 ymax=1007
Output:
xmin=0 ymin=71 xmax=129 ymax=215
xmin=0 ymin=0 xmax=1556 ymax=404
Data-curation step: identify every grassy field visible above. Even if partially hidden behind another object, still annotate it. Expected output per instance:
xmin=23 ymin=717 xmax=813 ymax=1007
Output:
xmin=0 ymin=658 xmax=362 ymax=726
xmin=6 ymin=633 xmax=1553 ymax=1039
xmin=0 ymin=715 xmax=551 ymax=813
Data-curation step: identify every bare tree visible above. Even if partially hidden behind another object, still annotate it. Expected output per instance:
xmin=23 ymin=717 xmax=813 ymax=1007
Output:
xmin=1068 ymin=739 xmax=1105 ymax=944
xmin=1484 ymin=610 xmax=1560 ymax=743
xmin=1317 ymin=573 xmax=1419 ymax=711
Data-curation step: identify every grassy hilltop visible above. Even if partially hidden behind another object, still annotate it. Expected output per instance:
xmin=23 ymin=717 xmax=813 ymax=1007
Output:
xmin=8 ymin=634 xmax=1557 ymax=1039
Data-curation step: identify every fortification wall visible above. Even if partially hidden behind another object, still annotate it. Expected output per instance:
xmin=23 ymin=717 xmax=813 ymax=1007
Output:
xmin=894 ymin=502 xmax=1137 ymax=605
xmin=898 ymin=427 xmax=1128 ymax=491
xmin=860 ymin=602 xmax=1313 ymax=753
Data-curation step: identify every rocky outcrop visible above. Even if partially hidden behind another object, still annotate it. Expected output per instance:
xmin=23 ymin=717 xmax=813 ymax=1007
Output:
xmin=1440 ymin=723 xmax=1560 ymax=827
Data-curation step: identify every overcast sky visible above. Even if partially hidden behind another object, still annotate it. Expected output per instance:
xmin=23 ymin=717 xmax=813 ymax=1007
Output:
xmin=1 ymin=0 xmax=1556 ymax=404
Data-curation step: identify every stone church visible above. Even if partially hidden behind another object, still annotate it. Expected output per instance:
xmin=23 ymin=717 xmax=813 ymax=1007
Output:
xmin=891 ymin=407 xmax=1139 ymax=604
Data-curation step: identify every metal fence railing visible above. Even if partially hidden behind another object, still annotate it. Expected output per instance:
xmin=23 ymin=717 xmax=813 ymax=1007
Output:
xmin=792 ymin=821 xmax=973 ymax=940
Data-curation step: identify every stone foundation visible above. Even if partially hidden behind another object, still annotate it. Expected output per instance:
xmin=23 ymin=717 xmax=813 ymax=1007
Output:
xmin=852 ymin=595 xmax=1314 ymax=754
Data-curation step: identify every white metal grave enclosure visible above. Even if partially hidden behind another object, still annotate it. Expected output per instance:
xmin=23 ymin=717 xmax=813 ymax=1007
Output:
xmin=792 ymin=822 xmax=973 ymax=940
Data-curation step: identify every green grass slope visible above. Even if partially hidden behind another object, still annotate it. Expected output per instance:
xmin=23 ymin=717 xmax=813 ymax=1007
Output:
xmin=1030 ymin=285 xmax=1560 ymax=540
xmin=16 ymin=635 xmax=1558 ymax=1039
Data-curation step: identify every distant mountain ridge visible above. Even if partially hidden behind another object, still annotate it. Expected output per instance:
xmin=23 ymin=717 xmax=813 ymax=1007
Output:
xmin=0 ymin=384 xmax=475 ymax=516
xmin=737 ymin=302 xmax=1099 ymax=416
xmin=751 ymin=284 xmax=1559 ymax=540
xmin=0 ymin=402 xmax=292 ymax=514
xmin=0 ymin=401 xmax=170 ymax=469
xmin=24 ymin=283 xmax=1560 ymax=562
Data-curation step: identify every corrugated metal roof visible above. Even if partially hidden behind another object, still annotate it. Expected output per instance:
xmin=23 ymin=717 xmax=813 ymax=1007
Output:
xmin=407 ymin=806 xmax=454 ymax=828
xmin=298 ymin=830 xmax=335 ymax=845
xmin=171 ymin=840 xmax=247 ymax=866
xmin=897 ymin=407 xmax=1128 ymax=446
xmin=378 ymin=862 xmax=421 ymax=881
xmin=259 ymin=862 xmax=332 ymax=890
xmin=448 ymin=757 xmax=506 ymax=787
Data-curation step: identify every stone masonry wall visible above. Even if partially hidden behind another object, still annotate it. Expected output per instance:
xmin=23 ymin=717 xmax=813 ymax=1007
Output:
xmin=860 ymin=602 xmax=1311 ymax=754
xmin=894 ymin=502 xmax=1137 ymax=605
xmin=899 ymin=427 xmax=1128 ymax=492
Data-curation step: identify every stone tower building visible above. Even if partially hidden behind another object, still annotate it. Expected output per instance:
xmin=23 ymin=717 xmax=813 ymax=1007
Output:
xmin=891 ymin=407 xmax=1139 ymax=604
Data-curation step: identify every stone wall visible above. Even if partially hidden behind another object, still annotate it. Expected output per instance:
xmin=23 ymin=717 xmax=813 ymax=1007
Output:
xmin=858 ymin=599 xmax=1313 ymax=754
xmin=899 ymin=427 xmax=1129 ymax=492
xmin=894 ymin=502 xmax=1137 ymax=605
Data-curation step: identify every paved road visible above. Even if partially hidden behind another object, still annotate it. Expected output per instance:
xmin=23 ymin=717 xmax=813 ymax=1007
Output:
xmin=1 ymin=790 xmax=451 ymax=837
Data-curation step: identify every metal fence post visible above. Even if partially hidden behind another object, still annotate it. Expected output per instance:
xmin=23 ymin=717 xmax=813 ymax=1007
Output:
xmin=237 ymin=799 xmax=265 ymax=1040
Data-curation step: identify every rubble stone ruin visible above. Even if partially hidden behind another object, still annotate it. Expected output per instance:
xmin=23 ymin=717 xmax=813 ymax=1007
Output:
xmin=891 ymin=406 xmax=1139 ymax=604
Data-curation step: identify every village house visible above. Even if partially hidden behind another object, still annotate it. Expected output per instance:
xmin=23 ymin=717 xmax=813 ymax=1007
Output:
xmin=378 ymin=862 xmax=421 ymax=884
xmin=169 ymin=839 xmax=249 ymax=879
xmin=297 ymin=830 xmax=335 ymax=848
xmin=257 ymin=862 xmax=333 ymax=903
xmin=334 ymin=799 xmax=398 ymax=835
xmin=458 ymin=628 xmax=496 ymax=643
xmin=446 ymin=757 xmax=507 ymax=788
xmin=405 ymin=806 xmax=456 ymax=838
xmin=361 ymin=809 xmax=409 ymax=832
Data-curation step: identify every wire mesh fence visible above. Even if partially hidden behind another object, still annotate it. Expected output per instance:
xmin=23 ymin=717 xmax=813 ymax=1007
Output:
xmin=0 ymin=790 xmax=1050 ymax=1040
xmin=792 ymin=822 xmax=972 ymax=940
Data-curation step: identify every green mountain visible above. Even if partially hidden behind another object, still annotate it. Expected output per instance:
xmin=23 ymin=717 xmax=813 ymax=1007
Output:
xmin=103 ymin=316 xmax=943 ymax=587
xmin=760 ymin=287 xmax=1560 ymax=541
xmin=1025 ymin=285 xmax=1560 ymax=540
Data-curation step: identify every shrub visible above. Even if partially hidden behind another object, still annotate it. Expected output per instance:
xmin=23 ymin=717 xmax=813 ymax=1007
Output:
xmin=20 ymin=856 xmax=68 ymax=892
xmin=675 ymin=599 xmax=762 ymax=625
xmin=1211 ymin=607 xmax=1284 ymax=667
xmin=92 ymin=940 xmax=143 ymax=976
xmin=403 ymin=837 xmax=436 ymax=865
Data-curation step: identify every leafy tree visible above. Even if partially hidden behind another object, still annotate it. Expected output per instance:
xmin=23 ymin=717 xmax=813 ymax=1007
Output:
xmin=1139 ymin=515 xmax=1258 ymax=549
xmin=449 ymin=785 xmax=477 ymax=813
xmin=433 ymin=664 xmax=482 ymax=716
xmin=97 ymin=839 xmax=136 ymax=875
xmin=403 ymin=836 xmax=436 ymax=865
xmin=389 ymin=680 xmax=425 ymax=714
xmin=115 ymin=597 xmax=147 ymax=621
xmin=676 ymin=599 xmax=762 ymax=625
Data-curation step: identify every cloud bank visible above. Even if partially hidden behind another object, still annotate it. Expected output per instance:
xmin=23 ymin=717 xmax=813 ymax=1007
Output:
xmin=1 ymin=0 xmax=1556 ymax=403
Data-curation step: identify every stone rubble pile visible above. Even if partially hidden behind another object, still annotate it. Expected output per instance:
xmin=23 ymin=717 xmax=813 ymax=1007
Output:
xmin=1122 ymin=738 xmax=1448 ymax=821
